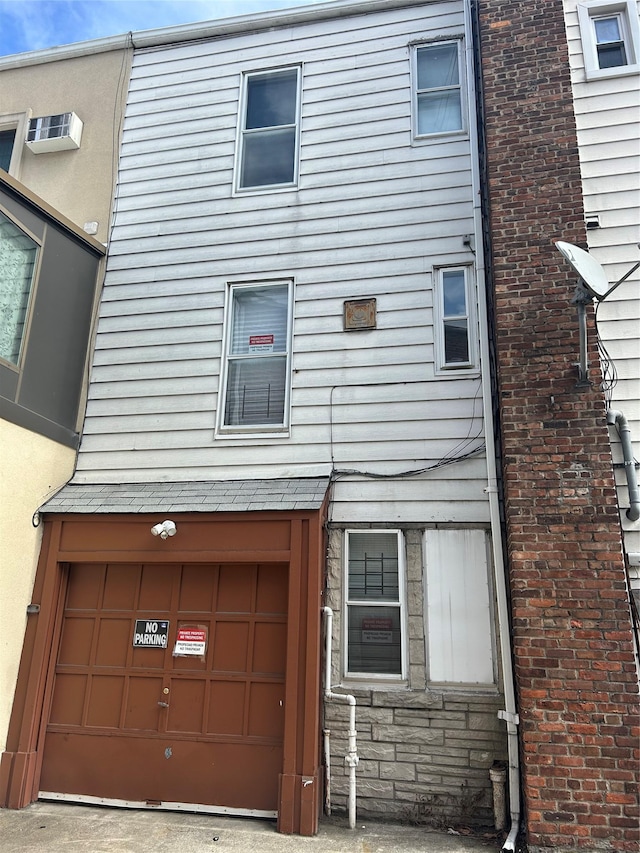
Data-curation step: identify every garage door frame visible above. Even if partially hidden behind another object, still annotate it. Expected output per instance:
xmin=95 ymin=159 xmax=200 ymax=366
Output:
xmin=0 ymin=508 xmax=327 ymax=836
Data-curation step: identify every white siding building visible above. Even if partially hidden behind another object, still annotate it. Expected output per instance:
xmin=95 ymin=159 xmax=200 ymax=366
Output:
xmin=1 ymin=0 xmax=513 ymax=833
xmin=563 ymin=0 xmax=640 ymax=605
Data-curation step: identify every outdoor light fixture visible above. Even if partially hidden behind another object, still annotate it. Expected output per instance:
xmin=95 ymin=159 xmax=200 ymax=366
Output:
xmin=151 ymin=520 xmax=177 ymax=539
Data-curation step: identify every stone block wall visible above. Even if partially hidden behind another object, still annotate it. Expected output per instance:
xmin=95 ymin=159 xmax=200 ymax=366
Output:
xmin=324 ymin=528 xmax=508 ymax=828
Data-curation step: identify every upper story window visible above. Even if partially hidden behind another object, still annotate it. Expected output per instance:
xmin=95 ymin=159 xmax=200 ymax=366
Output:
xmin=344 ymin=530 xmax=406 ymax=680
xmin=434 ymin=266 xmax=477 ymax=373
xmin=236 ymin=67 xmax=301 ymax=191
xmin=413 ymin=40 xmax=464 ymax=137
xmin=578 ymin=1 xmax=640 ymax=79
xmin=218 ymin=280 xmax=292 ymax=433
xmin=0 ymin=210 xmax=39 ymax=366
xmin=0 ymin=112 xmax=29 ymax=178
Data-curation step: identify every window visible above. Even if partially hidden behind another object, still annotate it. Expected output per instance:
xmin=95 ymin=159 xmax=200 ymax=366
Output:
xmin=0 ymin=210 xmax=39 ymax=365
xmin=424 ymin=529 xmax=495 ymax=686
xmin=0 ymin=129 xmax=16 ymax=172
xmin=219 ymin=281 xmax=292 ymax=431
xmin=414 ymin=41 xmax=463 ymax=137
xmin=236 ymin=67 xmax=301 ymax=191
xmin=0 ymin=112 xmax=29 ymax=177
xmin=434 ymin=267 xmax=476 ymax=371
xmin=578 ymin=1 xmax=640 ymax=79
xmin=344 ymin=530 xmax=406 ymax=679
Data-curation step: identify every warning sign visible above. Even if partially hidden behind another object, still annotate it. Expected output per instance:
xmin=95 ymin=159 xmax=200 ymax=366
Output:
xmin=249 ymin=334 xmax=274 ymax=353
xmin=133 ymin=620 xmax=169 ymax=648
xmin=173 ymin=627 xmax=207 ymax=657
xmin=362 ymin=617 xmax=393 ymax=644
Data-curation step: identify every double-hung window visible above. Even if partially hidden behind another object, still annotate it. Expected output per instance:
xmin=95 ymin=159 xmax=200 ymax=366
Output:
xmin=414 ymin=40 xmax=463 ymax=137
xmin=344 ymin=530 xmax=406 ymax=679
xmin=219 ymin=281 xmax=292 ymax=432
xmin=578 ymin=1 xmax=640 ymax=78
xmin=236 ymin=67 xmax=301 ymax=191
xmin=0 ymin=210 xmax=39 ymax=366
xmin=434 ymin=267 xmax=476 ymax=372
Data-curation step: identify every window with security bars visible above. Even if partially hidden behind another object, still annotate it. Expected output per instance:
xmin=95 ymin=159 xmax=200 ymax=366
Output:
xmin=0 ymin=211 xmax=38 ymax=365
xmin=345 ymin=531 xmax=405 ymax=677
xmin=220 ymin=281 xmax=291 ymax=430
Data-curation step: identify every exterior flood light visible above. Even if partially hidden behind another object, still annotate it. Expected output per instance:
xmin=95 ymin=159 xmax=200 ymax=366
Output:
xmin=151 ymin=520 xmax=177 ymax=539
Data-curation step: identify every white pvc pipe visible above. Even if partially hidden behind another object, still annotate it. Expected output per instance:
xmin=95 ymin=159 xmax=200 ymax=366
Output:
xmin=322 ymin=606 xmax=358 ymax=829
xmin=464 ymin=3 xmax=521 ymax=851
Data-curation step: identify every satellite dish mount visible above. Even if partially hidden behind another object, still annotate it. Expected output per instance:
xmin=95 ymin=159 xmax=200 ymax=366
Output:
xmin=555 ymin=241 xmax=640 ymax=386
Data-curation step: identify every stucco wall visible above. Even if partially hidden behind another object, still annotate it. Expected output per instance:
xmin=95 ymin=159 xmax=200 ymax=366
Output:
xmin=0 ymin=419 xmax=75 ymax=751
xmin=0 ymin=48 xmax=131 ymax=244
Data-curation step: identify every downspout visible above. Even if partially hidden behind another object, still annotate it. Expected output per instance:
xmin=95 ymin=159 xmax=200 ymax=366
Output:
xmin=466 ymin=3 xmax=521 ymax=851
xmin=322 ymin=606 xmax=358 ymax=829
xmin=607 ymin=410 xmax=640 ymax=522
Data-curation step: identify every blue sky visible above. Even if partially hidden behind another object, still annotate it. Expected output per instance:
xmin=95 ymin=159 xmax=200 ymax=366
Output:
xmin=0 ymin=0 xmax=327 ymax=57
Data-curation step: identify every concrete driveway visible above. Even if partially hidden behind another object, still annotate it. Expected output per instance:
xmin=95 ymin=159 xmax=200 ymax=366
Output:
xmin=0 ymin=802 xmax=505 ymax=852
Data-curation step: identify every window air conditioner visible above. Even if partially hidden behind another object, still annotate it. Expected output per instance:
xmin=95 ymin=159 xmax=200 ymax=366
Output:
xmin=25 ymin=112 xmax=83 ymax=153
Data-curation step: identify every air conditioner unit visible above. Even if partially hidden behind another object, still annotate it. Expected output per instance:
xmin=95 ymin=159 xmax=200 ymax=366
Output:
xmin=25 ymin=112 xmax=83 ymax=153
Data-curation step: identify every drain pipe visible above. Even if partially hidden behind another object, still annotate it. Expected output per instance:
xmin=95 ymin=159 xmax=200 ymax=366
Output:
xmin=467 ymin=2 xmax=521 ymax=851
xmin=607 ymin=410 xmax=640 ymax=521
xmin=322 ymin=606 xmax=358 ymax=829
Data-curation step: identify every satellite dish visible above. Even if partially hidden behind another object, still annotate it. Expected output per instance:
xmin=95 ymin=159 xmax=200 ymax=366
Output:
xmin=555 ymin=241 xmax=611 ymax=300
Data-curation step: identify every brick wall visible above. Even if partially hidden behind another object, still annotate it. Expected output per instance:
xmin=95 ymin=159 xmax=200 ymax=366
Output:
xmin=477 ymin=1 xmax=640 ymax=850
xmin=324 ymin=529 xmax=508 ymax=828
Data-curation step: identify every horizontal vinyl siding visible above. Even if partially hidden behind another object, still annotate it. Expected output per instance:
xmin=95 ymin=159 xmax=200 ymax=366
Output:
xmin=75 ymin=1 xmax=488 ymax=523
xmin=564 ymin=0 xmax=640 ymax=545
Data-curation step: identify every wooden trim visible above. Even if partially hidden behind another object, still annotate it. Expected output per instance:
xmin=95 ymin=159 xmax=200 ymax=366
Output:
xmin=1 ymin=502 xmax=328 ymax=836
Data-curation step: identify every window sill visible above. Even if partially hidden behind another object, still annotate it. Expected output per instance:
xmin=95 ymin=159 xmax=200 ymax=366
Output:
xmin=584 ymin=63 xmax=640 ymax=80
xmin=215 ymin=427 xmax=290 ymax=440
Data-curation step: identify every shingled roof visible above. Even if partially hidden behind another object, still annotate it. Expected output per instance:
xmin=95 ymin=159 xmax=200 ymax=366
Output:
xmin=40 ymin=478 xmax=330 ymax=514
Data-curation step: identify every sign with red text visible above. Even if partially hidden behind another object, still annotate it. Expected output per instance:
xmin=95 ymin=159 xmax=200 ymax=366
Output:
xmin=173 ymin=627 xmax=207 ymax=657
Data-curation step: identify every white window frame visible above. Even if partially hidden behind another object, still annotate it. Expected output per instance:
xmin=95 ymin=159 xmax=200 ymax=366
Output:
xmin=343 ymin=529 xmax=407 ymax=683
xmin=577 ymin=0 xmax=640 ymax=80
xmin=0 ymin=111 xmax=30 ymax=179
xmin=234 ymin=65 xmax=302 ymax=194
xmin=216 ymin=279 xmax=293 ymax=437
xmin=433 ymin=266 xmax=478 ymax=374
xmin=411 ymin=38 xmax=466 ymax=140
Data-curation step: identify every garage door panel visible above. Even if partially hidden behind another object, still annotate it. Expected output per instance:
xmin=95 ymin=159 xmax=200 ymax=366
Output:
xmin=58 ymin=618 xmax=94 ymax=666
xmin=212 ymin=622 xmax=249 ymax=672
xmin=256 ymin=564 xmax=288 ymax=614
xmin=139 ymin=564 xmax=174 ymax=610
xmin=49 ymin=673 xmax=87 ymax=726
xmin=253 ymin=622 xmax=287 ymax=674
xmin=41 ymin=733 xmax=282 ymax=811
xmin=66 ymin=564 xmax=103 ymax=610
xmin=95 ymin=618 xmax=131 ymax=666
xmin=207 ymin=681 xmax=246 ymax=736
xmin=86 ymin=675 xmax=124 ymax=727
xmin=248 ymin=682 xmax=285 ymax=738
xmin=217 ymin=565 xmax=252 ymax=613
xmin=102 ymin=564 xmax=140 ymax=610
xmin=167 ymin=679 xmax=205 ymax=733
xmin=125 ymin=677 xmax=164 ymax=730
xmin=178 ymin=565 xmax=215 ymax=612
xmin=131 ymin=645 xmax=168 ymax=669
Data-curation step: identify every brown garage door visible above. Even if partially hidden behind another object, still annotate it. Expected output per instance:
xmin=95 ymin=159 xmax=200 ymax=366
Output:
xmin=39 ymin=562 xmax=287 ymax=814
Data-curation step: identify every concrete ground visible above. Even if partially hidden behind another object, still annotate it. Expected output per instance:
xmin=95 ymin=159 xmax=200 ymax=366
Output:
xmin=0 ymin=802 xmax=505 ymax=853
